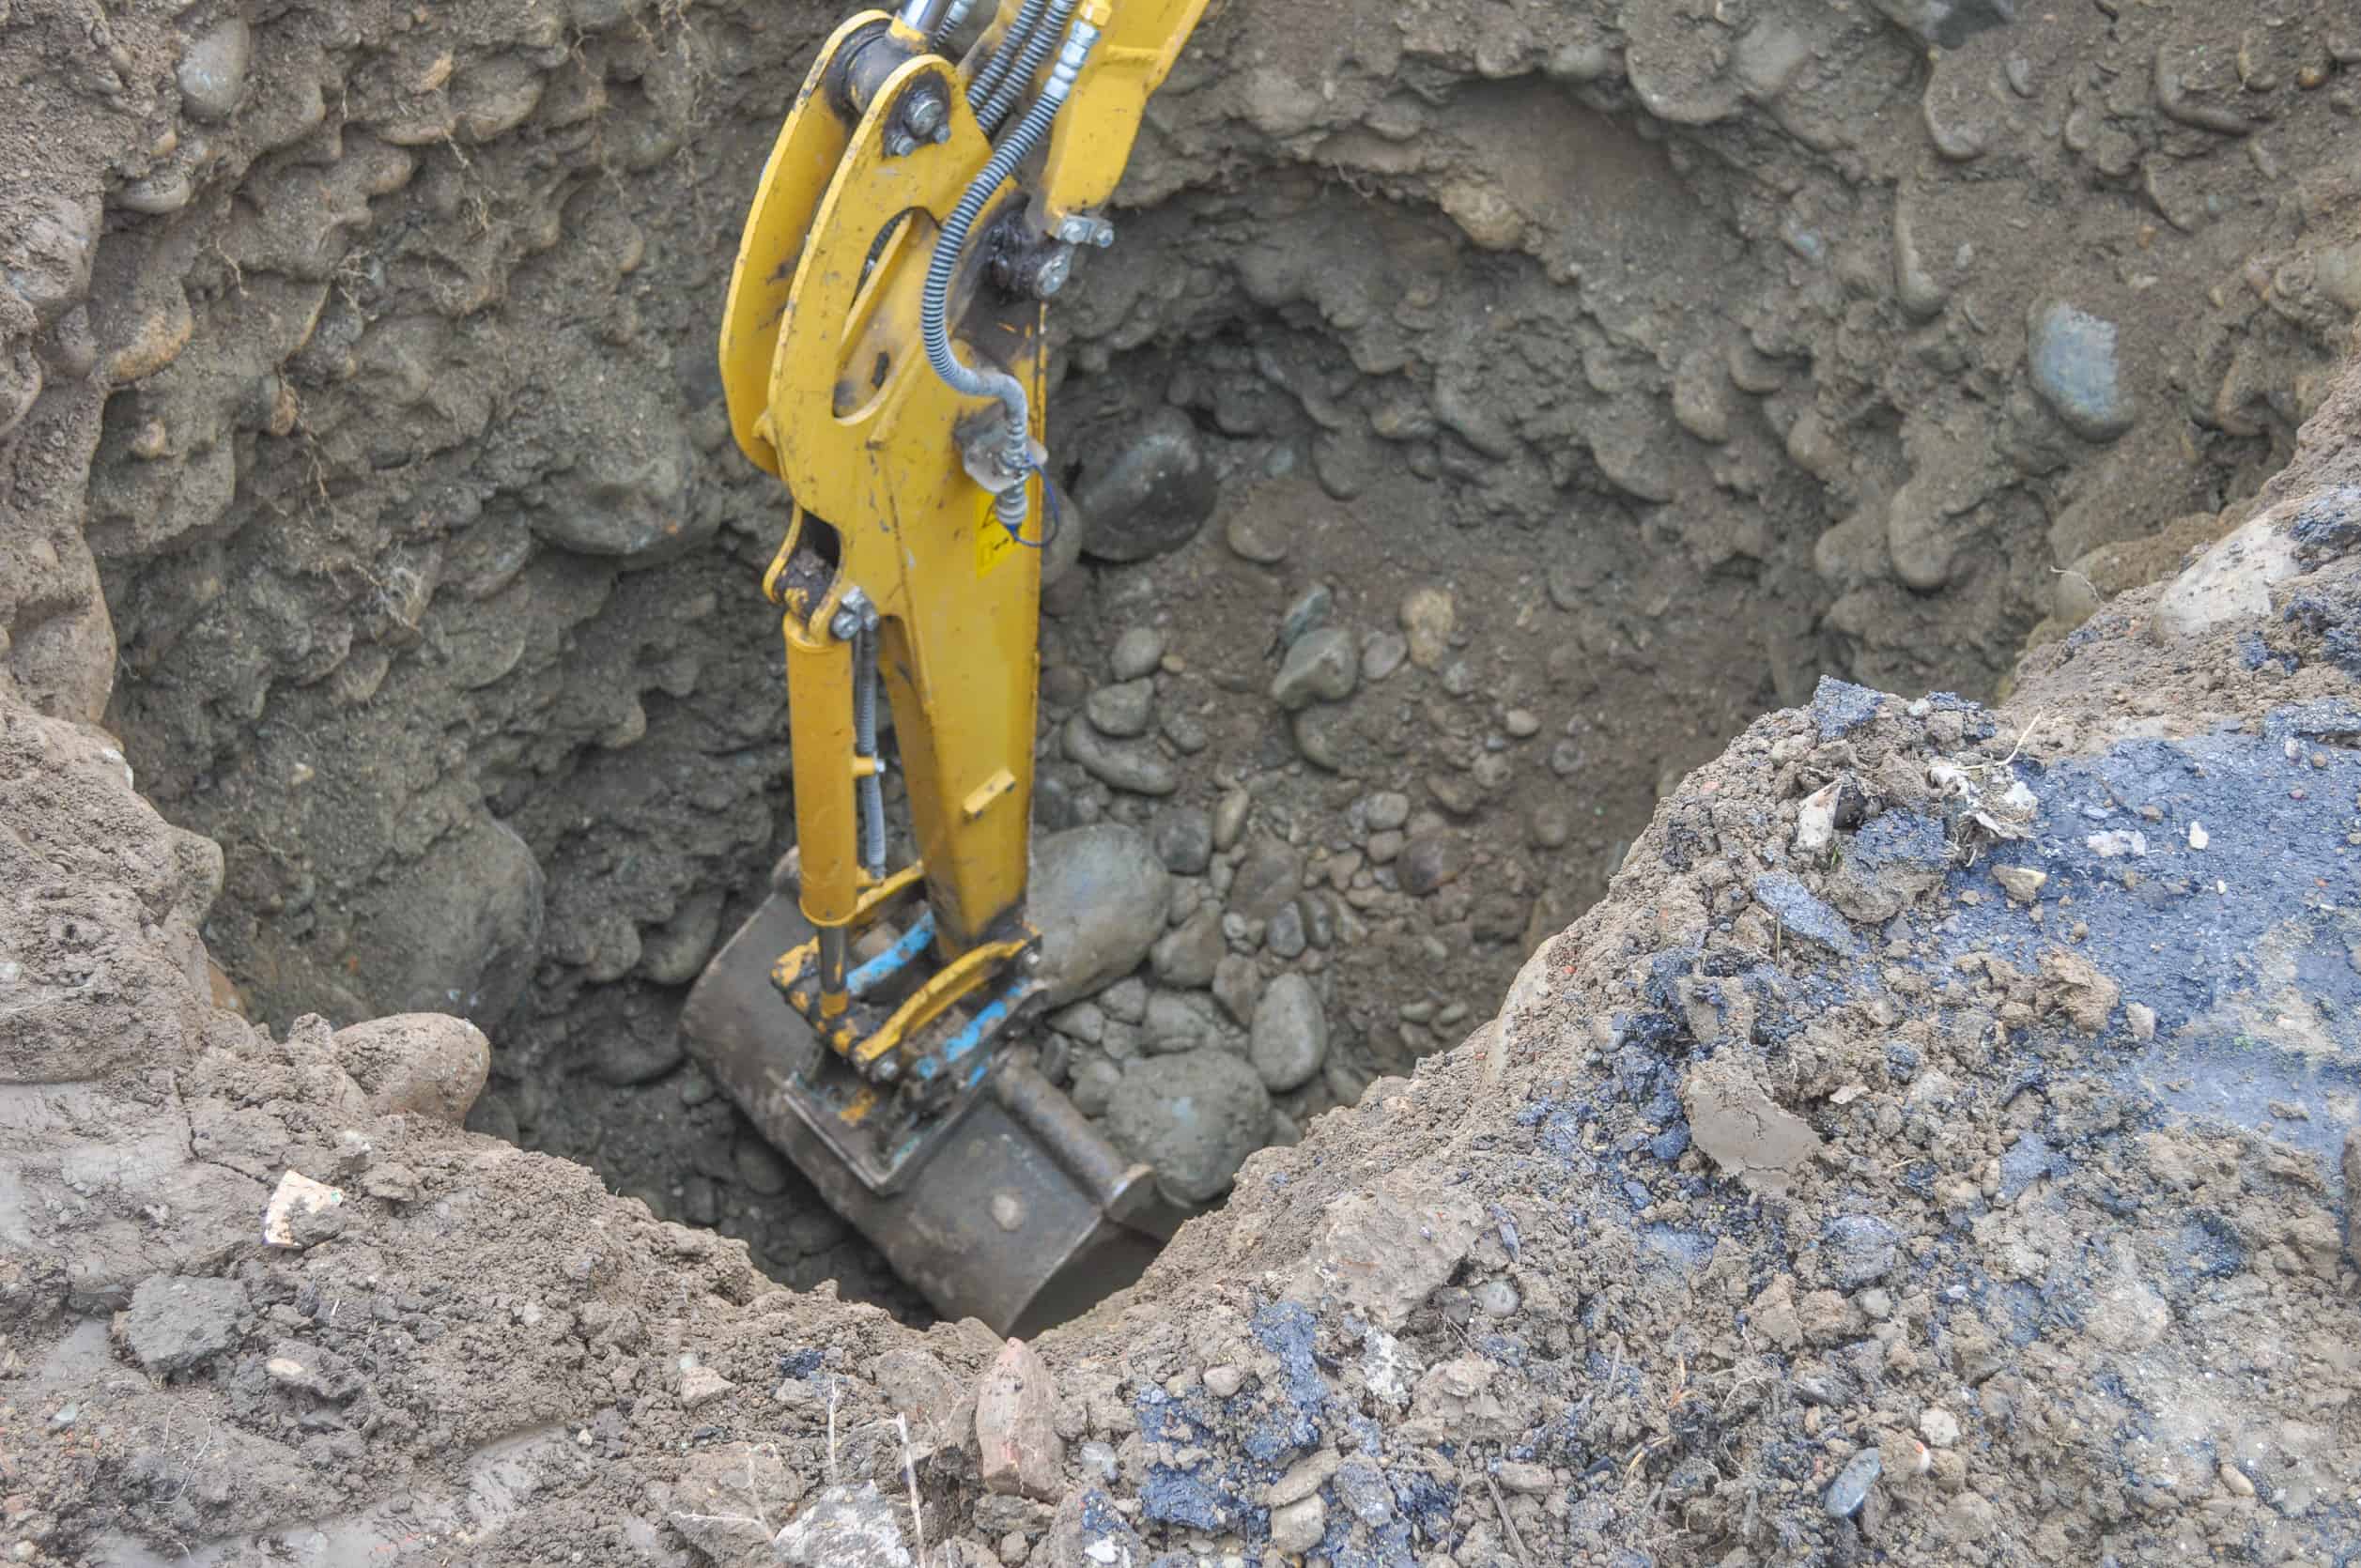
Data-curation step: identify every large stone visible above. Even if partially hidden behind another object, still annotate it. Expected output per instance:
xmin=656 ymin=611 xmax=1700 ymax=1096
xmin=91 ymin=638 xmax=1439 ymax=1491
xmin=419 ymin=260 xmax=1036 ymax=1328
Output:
xmin=332 ymin=1013 xmax=491 ymax=1123
xmin=2027 ymin=300 xmax=2133 ymax=442
xmin=1150 ymin=907 xmax=1225 ymax=989
xmin=773 ymin=1483 xmax=913 ymax=1567
xmin=1286 ymin=1183 xmax=1483 ymax=1330
xmin=1029 ymin=825 xmax=1171 ymax=1006
xmin=124 ymin=1275 xmax=248 ymax=1376
xmin=177 ymin=19 xmax=253 ymax=120
xmin=1103 ymin=1050 xmax=1272 ymax=1206
xmin=1249 ymin=973 xmax=1328 ymax=1090
xmin=1227 ymin=838 xmax=1303 ymax=920
xmin=361 ymin=813 xmax=545 ymax=1028
xmin=1150 ymin=806 xmax=1212 ymax=875
xmin=974 ymin=1338 xmax=1062 ymax=1500
xmin=2150 ymin=502 xmax=2305 ymax=639
xmin=1063 ymin=714 xmax=1178 ymax=795
xmin=1075 ymin=407 xmax=1218 ymax=563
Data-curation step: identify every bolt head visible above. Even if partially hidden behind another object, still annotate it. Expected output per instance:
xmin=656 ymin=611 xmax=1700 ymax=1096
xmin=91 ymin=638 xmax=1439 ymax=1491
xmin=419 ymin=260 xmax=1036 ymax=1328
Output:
xmin=829 ymin=610 xmax=861 ymax=640
xmin=885 ymin=130 xmax=917 ymax=157
xmin=903 ymin=92 xmax=945 ymax=136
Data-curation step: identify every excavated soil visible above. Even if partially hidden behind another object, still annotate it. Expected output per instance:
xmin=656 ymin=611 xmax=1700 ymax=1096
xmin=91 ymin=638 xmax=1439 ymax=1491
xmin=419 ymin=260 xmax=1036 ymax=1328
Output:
xmin=3 ymin=0 xmax=2360 ymax=1560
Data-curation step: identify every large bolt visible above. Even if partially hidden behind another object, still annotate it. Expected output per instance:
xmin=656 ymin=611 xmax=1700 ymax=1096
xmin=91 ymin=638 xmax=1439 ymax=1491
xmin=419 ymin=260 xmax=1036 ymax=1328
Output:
xmin=829 ymin=608 xmax=862 ymax=640
xmin=885 ymin=130 xmax=918 ymax=158
xmin=903 ymin=92 xmax=945 ymax=138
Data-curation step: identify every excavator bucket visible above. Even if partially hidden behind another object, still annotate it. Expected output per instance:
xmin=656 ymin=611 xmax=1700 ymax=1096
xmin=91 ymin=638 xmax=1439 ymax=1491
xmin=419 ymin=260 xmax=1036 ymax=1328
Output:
xmin=681 ymin=891 xmax=1177 ymax=1335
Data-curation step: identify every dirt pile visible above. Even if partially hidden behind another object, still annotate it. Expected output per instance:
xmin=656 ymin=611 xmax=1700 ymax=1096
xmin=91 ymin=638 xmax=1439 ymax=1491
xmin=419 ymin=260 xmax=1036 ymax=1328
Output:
xmin=5 ymin=0 xmax=2358 ymax=1291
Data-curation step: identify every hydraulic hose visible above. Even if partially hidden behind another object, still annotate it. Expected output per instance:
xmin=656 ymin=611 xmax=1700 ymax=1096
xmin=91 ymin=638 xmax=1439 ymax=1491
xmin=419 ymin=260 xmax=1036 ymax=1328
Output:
xmin=975 ymin=0 xmax=1075 ymax=137
xmin=965 ymin=0 xmax=1048 ymax=112
xmin=921 ymin=17 xmax=1098 ymax=541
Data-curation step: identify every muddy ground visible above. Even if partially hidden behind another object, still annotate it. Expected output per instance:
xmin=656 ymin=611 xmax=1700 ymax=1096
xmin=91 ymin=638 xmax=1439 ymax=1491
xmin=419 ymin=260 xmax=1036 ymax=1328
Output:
xmin=3 ymin=0 xmax=2361 ymax=1559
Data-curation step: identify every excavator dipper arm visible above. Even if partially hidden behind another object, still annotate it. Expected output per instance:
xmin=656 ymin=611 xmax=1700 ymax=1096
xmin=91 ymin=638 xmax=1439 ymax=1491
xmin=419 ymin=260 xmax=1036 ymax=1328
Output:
xmin=683 ymin=0 xmax=1206 ymax=1332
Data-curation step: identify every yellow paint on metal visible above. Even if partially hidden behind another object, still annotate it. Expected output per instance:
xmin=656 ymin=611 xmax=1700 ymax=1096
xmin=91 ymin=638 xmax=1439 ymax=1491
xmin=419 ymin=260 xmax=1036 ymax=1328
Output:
xmin=722 ymin=0 xmax=1207 ymax=1072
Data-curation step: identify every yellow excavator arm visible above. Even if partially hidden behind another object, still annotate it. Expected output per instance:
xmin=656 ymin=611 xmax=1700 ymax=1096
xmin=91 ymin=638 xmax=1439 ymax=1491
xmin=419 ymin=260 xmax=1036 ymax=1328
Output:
xmin=682 ymin=0 xmax=1208 ymax=1332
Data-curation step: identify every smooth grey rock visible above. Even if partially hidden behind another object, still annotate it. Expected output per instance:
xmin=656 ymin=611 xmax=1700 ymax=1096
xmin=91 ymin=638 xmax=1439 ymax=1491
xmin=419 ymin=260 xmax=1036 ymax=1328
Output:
xmin=1030 ymin=824 xmax=1171 ymax=1006
xmin=1397 ymin=831 xmax=1465 ymax=897
xmin=1075 ymin=407 xmax=1217 ymax=562
xmin=1824 ymin=1447 xmax=1883 ymax=1519
xmin=1141 ymin=991 xmax=1222 ymax=1053
xmin=1361 ymin=632 xmax=1409 ymax=681
xmin=1271 ymin=626 xmax=1359 ymax=711
xmin=1365 ymin=791 xmax=1412 ymax=832
xmin=1868 ymin=0 xmax=2012 ymax=49
xmin=1279 ymin=584 xmax=1333 ymax=649
xmin=1150 ymin=907 xmax=1225 ymax=989
xmin=1151 ymin=806 xmax=1213 ymax=875
xmin=1265 ymin=899 xmax=1306 ymax=959
xmin=1292 ymin=707 xmax=1350 ymax=771
xmin=1104 ymin=1050 xmax=1272 ymax=1205
xmin=1229 ymin=838 xmax=1303 ymax=919
xmin=1250 ymin=973 xmax=1328 ymax=1091
xmin=2028 ymin=300 xmax=2132 ymax=442
xmin=1211 ymin=790 xmax=1250 ymax=852
xmin=1110 ymin=626 xmax=1165 ymax=681
xmin=177 ymin=19 xmax=253 ymax=121
xmin=1063 ymin=714 xmax=1178 ymax=795
xmin=364 ymin=813 xmax=545 ymax=1028
xmin=1087 ymin=679 xmax=1155 ymax=738
xmin=1212 ymin=954 xmax=1262 ymax=1026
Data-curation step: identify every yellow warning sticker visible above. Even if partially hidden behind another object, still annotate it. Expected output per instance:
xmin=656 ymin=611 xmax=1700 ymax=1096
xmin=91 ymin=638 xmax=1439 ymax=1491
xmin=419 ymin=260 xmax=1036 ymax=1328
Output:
xmin=976 ymin=489 xmax=1016 ymax=579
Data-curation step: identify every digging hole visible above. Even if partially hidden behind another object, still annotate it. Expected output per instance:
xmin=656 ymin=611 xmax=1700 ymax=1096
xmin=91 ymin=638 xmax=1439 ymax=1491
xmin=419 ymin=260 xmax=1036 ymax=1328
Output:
xmin=90 ymin=46 xmax=2334 ymax=1329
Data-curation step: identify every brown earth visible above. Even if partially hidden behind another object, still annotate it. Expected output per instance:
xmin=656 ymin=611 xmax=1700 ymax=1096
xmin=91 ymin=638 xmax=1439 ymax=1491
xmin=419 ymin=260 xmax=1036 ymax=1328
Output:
xmin=4 ymin=0 xmax=2360 ymax=1560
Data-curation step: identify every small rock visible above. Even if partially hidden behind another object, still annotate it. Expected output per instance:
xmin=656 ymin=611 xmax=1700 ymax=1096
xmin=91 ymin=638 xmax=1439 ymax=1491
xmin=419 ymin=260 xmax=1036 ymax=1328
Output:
xmin=1225 ymin=506 xmax=1289 ymax=564
xmin=1503 ymin=707 xmax=1541 ymax=738
xmin=1919 ymin=1407 xmax=1961 ymax=1448
xmin=177 ymin=19 xmax=253 ymax=120
xmin=1086 ymin=680 xmax=1155 ymax=738
xmin=1211 ymin=789 xmax=1250 ymax=852
xmin=733 ymin=1137 xmax=792 ymax=1196
xmin=332 ymin=1013 xmax=491 ymax=1124
xmin=1335 ymin=1453 xmax=1395 ymax=1524
xmin=1211 ymin=954 xmax=1261 ymax=1025
xmin=1075 ymin=407 xmax=1216 ymax=562
xmin=1202 ymin=1363 xmax=1244 ymax=1398
xmin=1028 ymin=825 xmax=1172 ymax=1005
xmin=1396 ymin=831 xmax=1465 ymax=897
xmin=975 ymin=1338 xmax=1062 ymax=1500
xmin=1824 ymin=1447 xmax=1883 ymax=1518
xmin=124 ymin=1275 xmax=248 ymax=1375
xmin=1361 ymin=632 xmax=1409 ymax=681
xmin=1822 ymin=1215 xmax=1901 ymax=1287
xmin=1993 ymin=865 xmax=2048 ymax=903
xmin=1289 ymin=1183 xmax=1482 ymax=1330
xmin=1265 ymin=899 xmax=1307 ymax=959
xmin=680 ymin=1365 xmax=733 ymax=1408
xmin=774 ymin=1483 xmax=914 ymax=1567
xmin=1150 ymin=908 xmax=1226 ymax=989
xmin=2028 ymin=300 xmax=2134 ymax=442
xmin=1063 ymin=714 xmax=1177 ymax=795
xmin=1494 ymin=1460 xmax=1553 ymax=1495
xmin=1291 ymin=707 xmax=1351 ymax=771
xmin=1110 ymin=626 xmax=1165 ymax=681
xmin=2127 ymin=1001 xmax=2158 ymax=1042
xmin=1150 ymin=807 xmax=1212 ymax=876
xmin=1279 ymin=584 xmax=1334 ymax=648
xmin=1399 ymin=587 xmax=1456 ymax=669
xmin=1249 ymin=973 xmax=1329 ymax=1090
xmin=1473 ymin=1279 xmax=1520 ymax=1317
xmin=1271 ymin=626 xmax=1359 ymax=710
xmin=1269 ymin=1449 xmax=1341 ymax=1508
xmin=1104 ymin=1050 xmax=1272 ymax=1205
xmin=1100 ymin=977 xmax=1149 ymax=1023
xmin=1365 ymin=791 xmax=1412 ymax=832
xmin=1270 ymin=1495 xmax=1326 ymax=1555
xmin=1228 ymin=838 xmax=1304 ymax=919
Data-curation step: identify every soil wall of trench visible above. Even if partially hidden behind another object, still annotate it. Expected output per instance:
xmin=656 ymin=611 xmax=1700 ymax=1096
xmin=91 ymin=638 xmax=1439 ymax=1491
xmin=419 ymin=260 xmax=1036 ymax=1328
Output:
xmin=1 ymin=0 xmax=2360 ymax=1559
